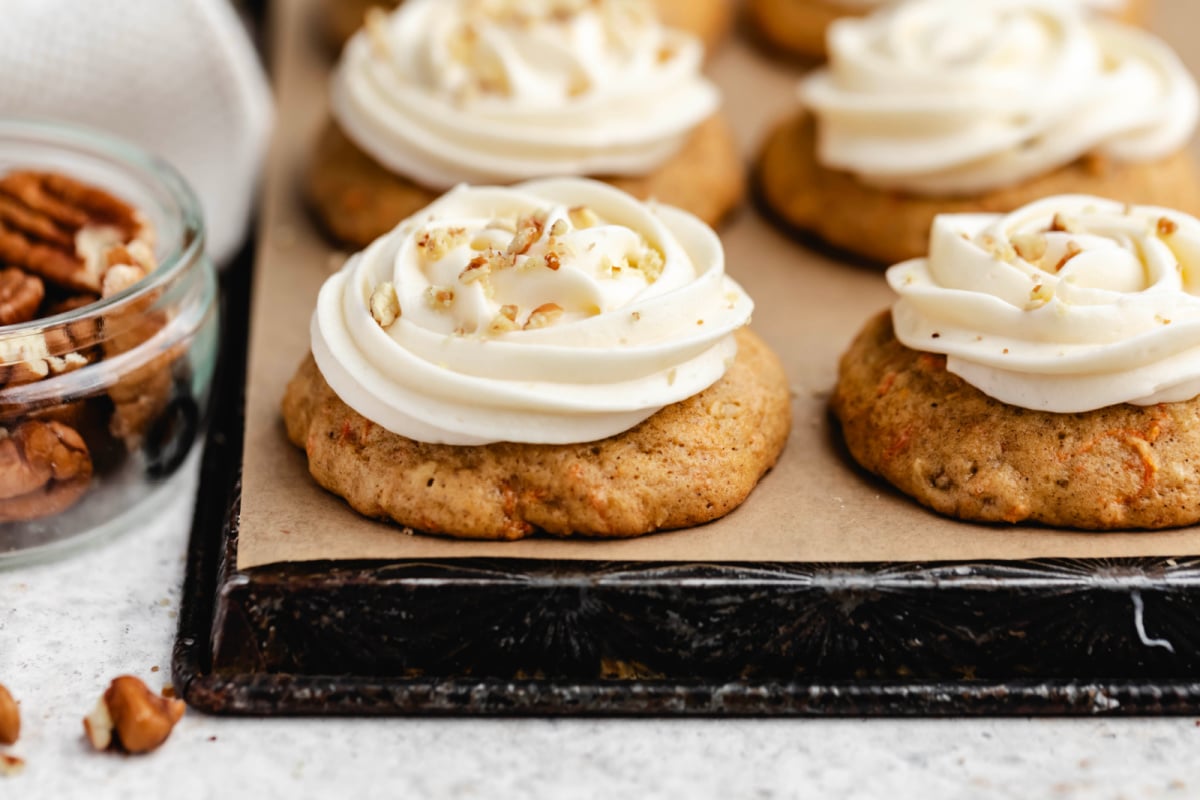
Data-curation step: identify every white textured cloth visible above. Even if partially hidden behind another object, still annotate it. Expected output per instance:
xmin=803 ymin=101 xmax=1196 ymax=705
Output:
xmin=0 ymin=0 xmax=273 ymax=265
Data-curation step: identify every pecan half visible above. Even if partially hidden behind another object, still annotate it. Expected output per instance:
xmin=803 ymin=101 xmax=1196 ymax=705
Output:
xmin=0 ymin=268 xmax=43 ymax=326
xmin=0 ymin=420 xmax=92 ymax=522
xmin=100 ymin=254 xmax=179 ymax=448
xmin=0 ymin=171 xmax=148 ymax=294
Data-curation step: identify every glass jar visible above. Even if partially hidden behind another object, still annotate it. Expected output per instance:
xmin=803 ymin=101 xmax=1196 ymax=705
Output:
xmin=0 ymin=119 xmax=219 ymax=565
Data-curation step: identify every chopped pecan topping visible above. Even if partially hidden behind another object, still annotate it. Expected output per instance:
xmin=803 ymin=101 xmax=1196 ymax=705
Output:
xmin=416 ymin=227 xmax=468 ymax=262
xmin=1054 ymin=241 xmax=1083 ymax=272
xmin=364 ymin=6 xmax=394 ymax=60
xmin=426 ymin=286 xmax=455 ymax=309
xmin=568 ymin=206 xmax=599 ymax=229
xmin=1158 ymin=217 xmax=1179 ymax=236
xmin=488 ymin=304 xmax=520 ymax=335
xmin=369 ymin=282 xmax=401 ymax=328
xmin=459 ymin=255 xmax=493 ymax=283
xmin=524 ymin=303 xmax=564 ymax=330
xmin=1048 ymin=213 xmax=1075 ymax=234
xmin=507 ymin=211 xmax=547 ymax=256
xmin=629 ymin=247 xmax=665 ymax=282
xmin=1011 ymin=233 xmax=1047 ymax=264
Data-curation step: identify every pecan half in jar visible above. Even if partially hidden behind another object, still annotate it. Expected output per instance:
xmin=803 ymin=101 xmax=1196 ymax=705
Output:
xmin=0 ymin=121 xmax=218 ymax=557
xmin=0 ymin=420 xmax=93 ymax=522
xmin=0 ymin=170 xmax=150 ymax=294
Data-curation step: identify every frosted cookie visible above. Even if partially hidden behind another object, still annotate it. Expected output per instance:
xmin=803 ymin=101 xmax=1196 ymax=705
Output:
xmin=309 ymin=0 xmax=744 ymax=248
xmin=323 ymin=0 xmax=734 ymax=54
xmin=834 ymin=196 xmax=1200 ymax=530
xmin=746 ymin=0 xmax=1150 ymax=60
xmin=758 ymin=0 xmax=1199 ymax=264
xmin=284 ymin=179 xmax=791 ymax=539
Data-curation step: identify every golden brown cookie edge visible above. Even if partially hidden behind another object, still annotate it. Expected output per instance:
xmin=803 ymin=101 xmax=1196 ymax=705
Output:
xmin=832 ymin=311 xmax=1200 ymax=530
xmin=757 ymin=112 xmax=1200 ymax=266
xmin=283 ymin=327 xmax=792 ymax=539
xmin=308 ymin=115 xmax=746 ymax=249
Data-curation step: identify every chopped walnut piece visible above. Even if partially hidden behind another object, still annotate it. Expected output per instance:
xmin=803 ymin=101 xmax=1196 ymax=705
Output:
xmin=544 ymin=251 xmax=561 ymax=271
xmin=549 ymin=219 xmax=570 ymax=239
xmin=1158 ymin=217 xmax=1179 ymax=236
xmin=369 ymin=282 xmax=401 ymax=329
xmin=524 ymin=303 xmax=564 ymax=330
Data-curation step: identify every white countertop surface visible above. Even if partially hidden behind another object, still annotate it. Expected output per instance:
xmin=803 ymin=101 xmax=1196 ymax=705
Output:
xmin=1 ymin=459 xmax=1198 ymax=799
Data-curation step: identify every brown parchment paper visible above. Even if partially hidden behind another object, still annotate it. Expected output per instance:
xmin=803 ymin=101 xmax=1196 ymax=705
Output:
xmin=238 ymin=0 xmax=1200 ymax=569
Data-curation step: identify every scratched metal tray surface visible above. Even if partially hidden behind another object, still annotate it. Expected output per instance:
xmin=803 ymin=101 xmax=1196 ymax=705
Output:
xmin=170 ymin=245 xmax=1200 ymax=717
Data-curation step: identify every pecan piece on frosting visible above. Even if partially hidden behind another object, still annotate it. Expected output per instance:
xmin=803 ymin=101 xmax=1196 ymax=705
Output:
xmin=0 ymin=171 xmax=148 ymax=294
xmin=0 ymin=419 xmax=93 ymax=522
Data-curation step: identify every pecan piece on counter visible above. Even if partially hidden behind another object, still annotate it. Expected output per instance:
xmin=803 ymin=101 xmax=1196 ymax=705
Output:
xmin=0 ymin=420 xmax=93 ymax=522
xmin=0 ymin=268 xmax=43 ymax=326
xmin=84 ymin=675 xmax=185 ymax=755
xmin=0 ymin=171 xmax=149 ymax=294
xmin=0 ymin=683 xmax=18 ymax=745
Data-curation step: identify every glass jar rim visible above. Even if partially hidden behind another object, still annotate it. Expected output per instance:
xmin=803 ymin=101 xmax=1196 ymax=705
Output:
xmin=0 ymin=116 xmax=207 ymax=334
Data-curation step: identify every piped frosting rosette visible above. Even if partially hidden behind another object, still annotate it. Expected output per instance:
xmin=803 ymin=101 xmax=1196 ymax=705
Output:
xmin=331 ymin=0 xmax=719 ymax=189
xmin=888 ymin=196 xmax=1200 ymax=412
xmin=312 ymin=178 xmax=753 ymax=445
xmin=800 ymin=0 xmax=1197 ymax=195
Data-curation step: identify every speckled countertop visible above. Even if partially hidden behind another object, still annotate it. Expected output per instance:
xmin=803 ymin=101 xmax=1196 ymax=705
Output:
xmin=0 ymin=460 xmax=1195 ymax=798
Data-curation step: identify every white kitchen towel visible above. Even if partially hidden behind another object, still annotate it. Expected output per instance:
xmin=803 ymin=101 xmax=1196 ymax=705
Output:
xmin=0 ymin=0 xmax=274 ymax=265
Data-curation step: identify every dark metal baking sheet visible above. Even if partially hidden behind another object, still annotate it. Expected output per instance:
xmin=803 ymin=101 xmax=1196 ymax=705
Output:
xmin=172 ymin=242 xmax=1200 ymax=717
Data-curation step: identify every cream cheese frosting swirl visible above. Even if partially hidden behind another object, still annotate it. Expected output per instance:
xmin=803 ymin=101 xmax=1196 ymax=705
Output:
xmin=330 ymin=0 xmax=719 ymax=190
xmin=800 ymin=0 xmax=1198 ymax=195
xmin=888 ymin=196 xmax=1200 ymax=412
xmin=312 ymin=178 xmax=753 ymax=445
